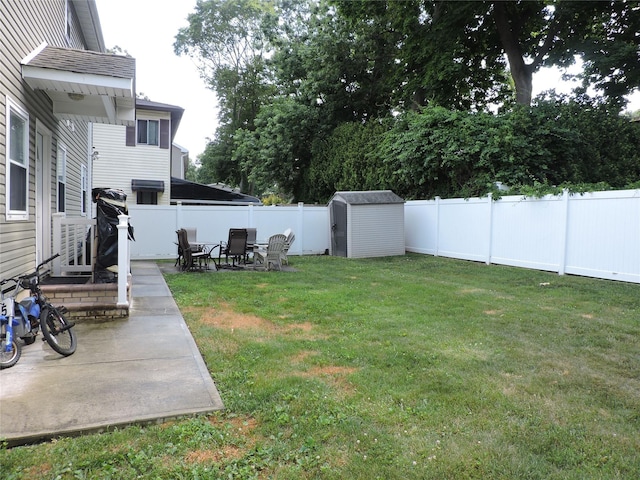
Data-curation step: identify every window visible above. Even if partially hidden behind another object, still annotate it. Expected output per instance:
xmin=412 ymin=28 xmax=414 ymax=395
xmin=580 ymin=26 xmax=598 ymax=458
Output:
xmin=137 ymin=191 xmax=158 ymax=205
xmin=6 ymin=98 xmax=29 ymax=220
xmin=126 ymin=119 xmax=170 ymax=148
xmin=137 ymin=119 xmax=159 ymax=145
xmin=81 ymin=164 xmax=88 ymax=215
xmin=57 ymin=145 xmax=67 ymax=212
xmin=65 ymin=0 xmax=72 ymax=42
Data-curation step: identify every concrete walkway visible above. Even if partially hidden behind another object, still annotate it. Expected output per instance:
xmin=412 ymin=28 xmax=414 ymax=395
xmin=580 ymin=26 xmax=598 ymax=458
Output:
xmin=0 ymin=262 xmax=224 ymax=446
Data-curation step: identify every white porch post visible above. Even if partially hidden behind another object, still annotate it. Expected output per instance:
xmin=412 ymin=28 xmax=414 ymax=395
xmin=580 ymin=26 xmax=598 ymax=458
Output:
xmin=116 ymin=214 xmax=130 ymax=307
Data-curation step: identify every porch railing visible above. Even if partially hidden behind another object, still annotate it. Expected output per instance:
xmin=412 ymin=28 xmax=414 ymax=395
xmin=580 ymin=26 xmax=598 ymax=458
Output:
xmin=52 ymin=213 xmax=131 ymax=306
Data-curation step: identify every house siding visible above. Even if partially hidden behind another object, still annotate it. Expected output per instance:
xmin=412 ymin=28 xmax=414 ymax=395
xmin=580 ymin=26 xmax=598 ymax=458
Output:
xmin=93 ymin=108 xmax=172 ymax=206
xmin=0 ymin=0 xmax=94 ymax=279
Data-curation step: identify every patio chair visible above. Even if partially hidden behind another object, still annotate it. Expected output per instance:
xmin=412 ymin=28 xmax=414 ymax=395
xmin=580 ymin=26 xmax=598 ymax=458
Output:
xmin=175 ymin=227 xmax=204 ymax=266
xmin=254 ymin=233 xmax=287 ymax=271
xmin=218 ymin=228 xmax=248 ymax=268
xmin=184 ymin=227 xmax=203 ymax=252
xmin=244 ymin=227 xmax=257 ymax=263
xmin=177 ymin=228 xmax=211 ymax=271
xmin=281 ymin=231 xmax=295 ymax=266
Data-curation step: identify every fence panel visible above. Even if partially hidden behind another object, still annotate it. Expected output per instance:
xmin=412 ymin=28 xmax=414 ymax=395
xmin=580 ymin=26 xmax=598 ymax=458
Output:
xmin=405 ymin=189 xmax=640 ymax=283
xmin=437 ymin=197 xmax=490 ymax=263
xmin=490 ymin=194 xmax=566 ymax=272
xmin=404 ymin=200 xmax=438 ymax=255
xmin=127 ymin=203 xmax=330 ymax=260
xmin=564 ymin=191 xmax=640 ymax=282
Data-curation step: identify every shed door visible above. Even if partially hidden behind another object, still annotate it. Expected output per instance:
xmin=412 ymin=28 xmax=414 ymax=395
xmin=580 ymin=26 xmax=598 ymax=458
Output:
xmin=331 ymin=201 xmax=347 ymax=257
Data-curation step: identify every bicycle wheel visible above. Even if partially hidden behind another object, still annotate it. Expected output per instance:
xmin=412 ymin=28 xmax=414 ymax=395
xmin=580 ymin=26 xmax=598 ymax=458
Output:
xmin=0 ymin=335 xmax=21 ymax=369
xmin=41 ymin=306 xmax=76 ymax=356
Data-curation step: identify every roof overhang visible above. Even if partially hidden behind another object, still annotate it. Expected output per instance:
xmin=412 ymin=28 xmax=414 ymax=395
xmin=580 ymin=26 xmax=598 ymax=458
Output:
xmin=21 ymin=43 xmax=136 ymax=126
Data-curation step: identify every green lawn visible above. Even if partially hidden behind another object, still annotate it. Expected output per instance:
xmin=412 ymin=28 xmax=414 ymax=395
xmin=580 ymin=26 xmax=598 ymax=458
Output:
xmin=2 ymin=254 xmax=639 ymax=479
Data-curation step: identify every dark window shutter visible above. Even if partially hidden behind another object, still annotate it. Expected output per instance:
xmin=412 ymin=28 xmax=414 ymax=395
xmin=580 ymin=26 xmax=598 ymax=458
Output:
xmin=159 ymin=119 xmax=170 ymax=149
xmin=126 ymin=125 xmax=136 ymax=146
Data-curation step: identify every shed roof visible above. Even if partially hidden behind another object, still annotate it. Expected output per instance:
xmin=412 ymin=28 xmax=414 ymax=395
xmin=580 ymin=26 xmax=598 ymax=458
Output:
xmin=330 ymin=190 xmax=404 ymax=205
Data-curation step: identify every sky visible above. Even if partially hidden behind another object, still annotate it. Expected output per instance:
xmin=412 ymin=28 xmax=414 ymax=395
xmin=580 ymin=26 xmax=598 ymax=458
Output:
xmin=95 ymin=0 xmax=639 ymax=161
xmin=96 ymin=0 xmax=218 ymax=160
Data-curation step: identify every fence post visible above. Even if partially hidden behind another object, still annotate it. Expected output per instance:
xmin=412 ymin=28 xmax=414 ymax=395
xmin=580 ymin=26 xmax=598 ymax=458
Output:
xmin=435 ymin=196 xmax=441 ymax=256
xmin=176 ymin=201 xmax=183 ymax=231
xmin=117 ymin=214 xmax=130 ymax=307
xmin=248 ymin=203 xmax=254 ymax=227
xmin=558 ymin=189 xmax=570 ymax=276
xmin=486 ymin=193 xmax=493 ymax=265
xmin=297 ymin=202 xmax=304 ymax=255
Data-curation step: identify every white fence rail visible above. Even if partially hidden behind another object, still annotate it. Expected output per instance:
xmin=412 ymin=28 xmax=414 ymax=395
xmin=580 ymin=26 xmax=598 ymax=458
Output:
xmin=127 ymin=202 xmax=330 ymax=261
xmin=405 ymin=189 xmax=640 ymax=283
xmin=52 ymin=213 xmax=94 ymax=274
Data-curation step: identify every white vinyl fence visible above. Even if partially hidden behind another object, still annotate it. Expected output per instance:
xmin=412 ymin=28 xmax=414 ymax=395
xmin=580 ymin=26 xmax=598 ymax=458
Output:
xmin=405 ymin=189 xmax=640 ymax=283
xmin=127 ymin=202 xmax=330 ymax=261
xmin=126 ymin=190 xmax=639 ymax=283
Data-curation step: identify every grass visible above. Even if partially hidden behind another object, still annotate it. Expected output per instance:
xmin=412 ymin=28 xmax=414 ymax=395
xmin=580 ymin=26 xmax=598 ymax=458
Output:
xmin=1 ymin=254 xmax=639 ymax=479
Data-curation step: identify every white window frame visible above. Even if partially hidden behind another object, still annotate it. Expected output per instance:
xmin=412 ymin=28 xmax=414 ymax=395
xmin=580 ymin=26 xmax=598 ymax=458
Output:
xmin=57 ymin=144 xmax=67 ymax=213
xmin=5 ymin=97 xmax=30 ymax=221
xmin=81 ymin=164 xmax=88 ymax=216
xmin=137 ymin=119 xmax=159 ymax=146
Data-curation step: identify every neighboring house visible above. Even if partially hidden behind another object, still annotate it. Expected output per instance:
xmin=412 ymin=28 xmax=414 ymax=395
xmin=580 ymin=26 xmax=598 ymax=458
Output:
xmin=92 ymin=98 xmax=184 ymax=206
xmin=172 ymin=143 xmax=189 ymax=179
xmin=0 ymin=0 xmax=135 ymax=279
xmin=93 ymin=97 xmax=263 ymax=206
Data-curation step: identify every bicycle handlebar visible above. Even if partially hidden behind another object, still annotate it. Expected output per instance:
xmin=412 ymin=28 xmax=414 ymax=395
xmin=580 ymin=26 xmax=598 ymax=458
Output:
xmin=36 ymin=253 xmax=60 ymax=273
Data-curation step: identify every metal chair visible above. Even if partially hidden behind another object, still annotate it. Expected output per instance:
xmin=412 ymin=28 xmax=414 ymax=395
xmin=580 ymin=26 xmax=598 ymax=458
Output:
xmin=218 ymin=228 xmax=248 ymax=268
xmin=177 ymin=228 xmax=211 ymax=271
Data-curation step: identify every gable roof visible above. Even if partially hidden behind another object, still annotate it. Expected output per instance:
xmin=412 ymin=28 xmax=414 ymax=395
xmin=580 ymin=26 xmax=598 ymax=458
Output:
xmin=136 ymin=99 xmax=184 ymax=141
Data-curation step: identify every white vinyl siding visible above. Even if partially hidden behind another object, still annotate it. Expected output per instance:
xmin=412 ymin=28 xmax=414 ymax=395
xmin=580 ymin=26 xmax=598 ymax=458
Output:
xmin=0 ymin=0 xmax=94 ymax=278
xmin=93 ymin=113 xmax=172 ymax=206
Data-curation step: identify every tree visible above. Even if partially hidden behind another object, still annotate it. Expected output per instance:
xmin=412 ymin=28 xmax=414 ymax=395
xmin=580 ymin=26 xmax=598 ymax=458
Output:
xmin=334 ymin=1 xmax=640 ymax=108
xmin=174 ymin=0 xmax=277 ymax=191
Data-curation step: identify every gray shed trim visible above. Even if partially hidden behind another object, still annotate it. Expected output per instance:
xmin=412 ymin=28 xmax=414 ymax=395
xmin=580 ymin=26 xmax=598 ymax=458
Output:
xmin=331 ymin=190 xmax=404 ymax=205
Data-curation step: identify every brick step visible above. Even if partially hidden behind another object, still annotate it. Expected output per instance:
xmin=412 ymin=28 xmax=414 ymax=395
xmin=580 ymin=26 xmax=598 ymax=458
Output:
xmin=41 ymin=281 xmax=130 ymax=321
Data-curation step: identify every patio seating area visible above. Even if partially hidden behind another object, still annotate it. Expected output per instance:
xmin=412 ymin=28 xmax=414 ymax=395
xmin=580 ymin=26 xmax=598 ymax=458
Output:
xmin=173 ymin=227 xmax=297 ymax=272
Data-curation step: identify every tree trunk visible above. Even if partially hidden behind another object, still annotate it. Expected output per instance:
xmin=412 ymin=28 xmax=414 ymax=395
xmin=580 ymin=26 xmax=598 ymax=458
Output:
xmin=492 ymin=2 xmax=533 ymax=106
xmin=511 ymin=63 xmax=534 ymax=106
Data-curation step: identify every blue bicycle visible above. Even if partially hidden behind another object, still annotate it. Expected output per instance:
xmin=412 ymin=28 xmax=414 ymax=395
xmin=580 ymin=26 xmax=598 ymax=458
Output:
xmin=1 ymin=254 xmax=76 ymax=369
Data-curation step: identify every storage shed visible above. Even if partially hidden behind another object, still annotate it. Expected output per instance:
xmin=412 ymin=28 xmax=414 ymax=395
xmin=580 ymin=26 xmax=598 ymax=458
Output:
xmin=329 ymin=190 xmax=405 ymax=258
